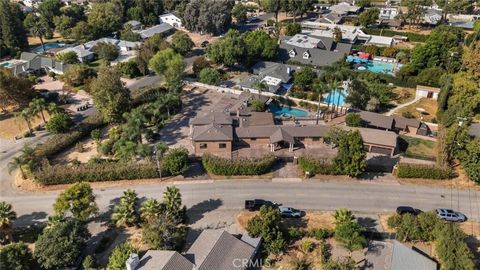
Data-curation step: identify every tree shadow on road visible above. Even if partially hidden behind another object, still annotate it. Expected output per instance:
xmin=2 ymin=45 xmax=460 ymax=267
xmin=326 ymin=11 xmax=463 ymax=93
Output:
xmin=187 ymin=198 xmax=223 ymax=225
xmin=14 ymin=211 xmax=48 ymax=228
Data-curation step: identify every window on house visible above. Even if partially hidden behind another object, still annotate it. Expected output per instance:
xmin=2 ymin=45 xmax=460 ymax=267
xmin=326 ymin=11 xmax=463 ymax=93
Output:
xmin=219 ymin=143 xmax=227 ymax=149
xmin=312 ymin=137 xmax=320 ymax=141
xmin=251 ymin=138 xmax=257 ymax=141
xmin=199 ymin=143 xmax=207 ymax=149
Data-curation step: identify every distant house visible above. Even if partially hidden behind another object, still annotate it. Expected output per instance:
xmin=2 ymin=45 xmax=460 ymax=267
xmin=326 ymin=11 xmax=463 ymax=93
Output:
xmin=423 ymin=8 xmax=442 ymax=25
xmin=379 ymin=7 xmax=398 ymax=20
xmin=277 ymin=34 xmax=352 ymax=68
xmin=329 ymin=1 xmax=361 ymax=16
xmin=125 ymin=20 xmax=143 ymax=31
xmin=390 ymin=241 xmax=437 ymax=270
xmin=415 ymin=85 xmax=440 ymax=100
xmin=117 ymin=40 xmax=142 ymax=52
xmin=318 ymin=13 xmax=344 ymax=24
xmin=57 ymin=45 xmax=94 ymax=63
xmin=159 ymin=12 xmax=183 ymax=28
xmin=131 ymin=230 xmax=261 ymax=270
xmin=136 ymin=23 xmax=174 ymax=39
xmin=239 ymin=61 xmax=304 ymax=93
xmin=3 ymin=52 xmax=68 ymax=76
xmin=357 ymin=110 xmax=431 ymax=136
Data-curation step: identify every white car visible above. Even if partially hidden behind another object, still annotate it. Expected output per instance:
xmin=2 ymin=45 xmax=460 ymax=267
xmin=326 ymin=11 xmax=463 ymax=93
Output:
xmin=436 ymin=208 xmax=467 ymax=222
xmin=279 ymin=207 xmax=302 ymax=218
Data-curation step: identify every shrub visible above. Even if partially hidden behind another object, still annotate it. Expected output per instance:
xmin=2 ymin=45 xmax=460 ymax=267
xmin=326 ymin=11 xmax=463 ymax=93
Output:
xmin=396 ymin=163 xmax=453 ymax=179
xmin=298 ymin=156 xmax=336 ymax=176
xmin=288 ymin=226 xmax=304 ymax=241
xmin=251 ymin=99 xmax=266 ymax=112
xmin=107 ymin=243 xmax=137 ymax=270
xmin=387 ymin=214 xmax=402 ymax=229
xmin=202 ymin=154 xmax=276 ymax=176
xmin=310 ymin=228 xmax=331 ymax=240
xmin=199 ymin=67 xmax=222 ymax=85
xmin=345 ymin=113 xmax=362 ymax=127
xmin=162 ymin=148 xmax=189 ymax=176
xmin=117 ymin=60 xmax=141 ymax=78
xmin=301 ymin=240 xmax=314 ymax=253
xmin=33 ymin=162 xmax=161 ymax=185
xmin=45 ymin=113 xmax=74 ymax=134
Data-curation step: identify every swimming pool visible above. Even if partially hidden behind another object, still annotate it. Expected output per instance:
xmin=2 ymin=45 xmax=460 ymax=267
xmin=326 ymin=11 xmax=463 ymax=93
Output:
xmin=33 ymin=42 xmax=66 ymax=53
xmin=269 ymin=104 xmax=309 ymax=118
xmin=0 ymin=62 xmax=11 ymax=68
xmin=324 ymin=90 xmax=347 ymax=107
xmin=346 ymin=55 xmax=401 ymax=75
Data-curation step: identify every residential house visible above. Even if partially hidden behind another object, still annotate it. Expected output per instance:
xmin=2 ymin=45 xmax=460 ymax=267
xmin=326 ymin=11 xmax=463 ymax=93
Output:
xmin=423 ymin=8 xmax=442 ymax=25
xmin=56 ymin=45 xmax=94 ymax=63
xmin=135 ymin=23 xmax=175 ymax=39
xmin=379 ymin=7 xmax=399 ymax=20
xmin=357 ymin=110 xmax=431 ymax=136
xmin=303 ymin=22 xmax=394 ymax=47
xmin=117 ymin=40 xmax=142 ymax=52
xmin=125 ymin=20 xmax=143 ymax=31
xmin=389 ymin=241 xmax=437 ymax=270
xmin=239 ymin=61 xmax=302 ymax=93
xmin=131 ymin=230 xmax=261 ymax=270
xmin=415 ymin=85 xmax=440 ymax=100
xmin=277 ymin=34 xmax=352 ymax=68
xmin=318 ymin=13 xmax=344 ymax=24
xmin=159 ymin=12 xmax=183 ymax=28
xmin=3 ymin=52 xmax=67 ymax=76
xmin=329 ymin=1 xmax=361 ymax=16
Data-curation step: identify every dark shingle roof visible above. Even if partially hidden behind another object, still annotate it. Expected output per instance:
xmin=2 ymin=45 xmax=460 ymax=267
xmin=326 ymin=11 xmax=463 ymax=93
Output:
xmin=390 ymin=241 xmax=437 ymax=270
xmin=359 ymin=111 xmax=394 ymax=130
xmin=393 ymin=116 xmax=421 ymax=129
xmin=192 ymin=124 xmax=233 ymax=141
xmin=190 ymin=111 xmax=233 ymax=126
xmin=278 ymin=43 xmax=349 ymax=67
xmin=186 ymin=230 xmax=255 ymax=270
xmin=137 ymin=250 xmax=194 ymax=270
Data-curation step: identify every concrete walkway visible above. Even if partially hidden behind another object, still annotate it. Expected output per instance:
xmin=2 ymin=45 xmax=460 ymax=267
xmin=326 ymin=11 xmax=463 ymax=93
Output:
xmin=386 ymin=97 xmax=421 ymax=116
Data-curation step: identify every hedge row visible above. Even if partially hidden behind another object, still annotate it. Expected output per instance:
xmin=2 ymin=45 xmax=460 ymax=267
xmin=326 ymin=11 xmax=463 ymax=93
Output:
xmin=396 ymin=163 xmax=454 ymax=179
xmin=201 ymin=154 xmax=276 ymax=176
xmin=33 ymin=162 xmax=162 ymax=185
xmin=34 ymin=114 xmax=105 ymax=159
xmin=362 ymin=28 xmax=428 ymax=43
xmin=298 ymin=156 xmax=337 ymax=176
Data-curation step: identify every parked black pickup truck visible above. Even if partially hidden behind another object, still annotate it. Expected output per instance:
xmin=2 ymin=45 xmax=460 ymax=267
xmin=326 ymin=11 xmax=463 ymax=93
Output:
xmin=245 ymin=199 xmax=278 ymax=211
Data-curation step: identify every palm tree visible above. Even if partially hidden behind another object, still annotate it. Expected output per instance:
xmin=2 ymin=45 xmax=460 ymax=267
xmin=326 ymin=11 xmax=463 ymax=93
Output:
xmin=163 ymin=186 xmax=182 ymax=221
xmin=140 ymin=198 xmax=163 ymax=223
xmin=16 ymin=108 xmax=33 ymax=134
xmin=25 ymin=14 xmax=49 ymax=53
xmin=47 ymin=102 xmax=60 ymax=115
xmin=327 ymin=79 xmax=340 ymax=118
xmin=333 ymin=208 xmax=355 ymax=225
xmin=111 ymin=189 xmax=139 ymax=227
xmin=312 ymin=79 xmax=329 ymax=124
xmin=253 ymin=80 xmax=268 ymax=100
xmin=8 ymin=156 xmax=27 ymax=179
xmin=123 ymin=107 xmax=147 ymax=143
xmin=29 ymin=98 xmax=47 ymax=124
xmin=0 ymin=201 xmax=17 ymax=243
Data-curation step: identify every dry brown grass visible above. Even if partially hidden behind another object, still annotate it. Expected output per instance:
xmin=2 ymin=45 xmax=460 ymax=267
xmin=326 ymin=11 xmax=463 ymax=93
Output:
xmin=392 ymin=87 xmax=416 ymax=105
xmin=0 ymin=112 xmax=50 ymax=139
xmin=236 ymin=210 xmax=335 ymax=232
xmin=394 ymin=98 xmax=438 ymax=122
xmin=51 ymin=138 xmax=99 ymax=164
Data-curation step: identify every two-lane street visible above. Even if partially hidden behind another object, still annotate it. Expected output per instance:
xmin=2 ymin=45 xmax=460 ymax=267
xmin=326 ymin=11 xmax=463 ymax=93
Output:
xmin=3 ymin=179 xmax=480 ymax=227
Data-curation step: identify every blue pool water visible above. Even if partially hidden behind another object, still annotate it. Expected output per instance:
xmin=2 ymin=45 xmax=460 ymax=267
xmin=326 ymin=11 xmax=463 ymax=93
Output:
xmin=269 ymin=104 xmax=309 ymax=118
xmin=346 ymin=55 xmax=402 ymax=75
xmin=324 ymin=90 xmax=347 ymax=107
xmin=33 ymin=43 xmax=66 ymax=53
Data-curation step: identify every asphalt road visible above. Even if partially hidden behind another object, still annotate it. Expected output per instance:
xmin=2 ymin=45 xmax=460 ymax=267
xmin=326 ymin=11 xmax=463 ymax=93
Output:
xmin=4 ymin=180 xmax=480 ymax=227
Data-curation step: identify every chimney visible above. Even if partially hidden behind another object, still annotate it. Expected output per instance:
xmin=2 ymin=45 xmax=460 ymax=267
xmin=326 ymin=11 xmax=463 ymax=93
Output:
xmin=286 ymin=67 xmax=291 ymax=75
xmin=126 ymin=253 xmax=139 ymax=270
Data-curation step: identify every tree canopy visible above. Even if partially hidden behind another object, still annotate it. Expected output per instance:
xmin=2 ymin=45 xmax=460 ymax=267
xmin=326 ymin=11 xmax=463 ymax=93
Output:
xmin=183 ymin=0 xmax=232 ymax=35
xmin=53 ymin=182 xmax=99 ymax=221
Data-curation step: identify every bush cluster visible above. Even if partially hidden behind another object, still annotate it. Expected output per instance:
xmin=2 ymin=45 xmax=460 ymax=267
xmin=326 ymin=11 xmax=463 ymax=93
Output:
xmin=201 ymin=154 xmax=276 ymax=176
xmin=396 ymin=163 xmax=453 ymax=179
xmin=298 ymin=156 xmax=336 ymax=176
xmin=34 ymin=114 xmax=105 ymax=159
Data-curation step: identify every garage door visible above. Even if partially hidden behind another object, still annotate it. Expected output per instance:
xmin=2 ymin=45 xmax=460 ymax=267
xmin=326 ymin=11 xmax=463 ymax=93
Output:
xmin=370 ymin=146 xmax=392 ymax=155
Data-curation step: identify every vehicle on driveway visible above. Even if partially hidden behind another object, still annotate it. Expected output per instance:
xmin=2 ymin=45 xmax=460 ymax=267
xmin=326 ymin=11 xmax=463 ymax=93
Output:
xmin=396 ymin=206 xmax=422 ymax=215
xmin=436 ymin=208 xmax=467 ymax=222
xmin=245 ymin=199 xmax=278 ymax=211
xmin=279 ymin=207 xmax=302 ymax=218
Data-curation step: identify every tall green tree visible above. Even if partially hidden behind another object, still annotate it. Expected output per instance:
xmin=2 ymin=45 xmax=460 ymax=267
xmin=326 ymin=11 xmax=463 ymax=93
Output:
xmin=0 ymin=0 xmax=28 ymax=56
xmin=34 ymin=219 xmax=90 ymax=269
xmin=0 ymin=68 xmax=34 ymax=111
xmin=127 ymin=0 xmax=163 ymax=25
xmin=199 ymin=68 xmax=222 ymax=85
xmin=38 ymin=0 xmax=62 ymax=27
xmin=163 ymin=186 xmax=183 ymax=223
xmin=107 ymin=242 xmax=137 ymax=270
xmin=334 ymin=130 xmax=366 ymax=177
xmin=232 ymin=3 xmax=248 ymax=23
xmin=183 ymin=0 xmax=232 ymax=35
xmin=171 ymin=31 xmax=195 ymax=55
xmin=87 ymin=2 xmax=123 ymax=37
xmin=247 ymin=206 xmax=285 ymax=256
xmin=243 ymin=30 xmax=278 ymax=65
xmin=90 ymin=67 xmax=131 ymax=123
xmin=206 ymin=29 xmax=246 ymax=66
xmin=24 ymin=14 xmax=52 ymax=53
xmin=358 ymin=8 xmax=379 ymax=28
xmin=142 ymin=212 xmax=186 ymax=250
xmin=149 ymin=48 xmax=186 ymax=87
xmin=53 ymin=182 xmax=99 ymax=221
xmin=435 ymin=224 xmax=475 ymax=270
xmin=16 ymin=108 xmax=34 ymax=134
xmin=140 ymin=198 xmax=163 ymax=223
xmin=28 ymin=98 xmax=47 ymax=124
xmin=0 ymin=201 xmax=16 ymax=244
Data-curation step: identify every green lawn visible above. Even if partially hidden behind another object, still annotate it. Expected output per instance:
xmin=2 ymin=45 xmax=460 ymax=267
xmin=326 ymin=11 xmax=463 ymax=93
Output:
xmin=399 ymin=135 xmax=437 ymax=161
